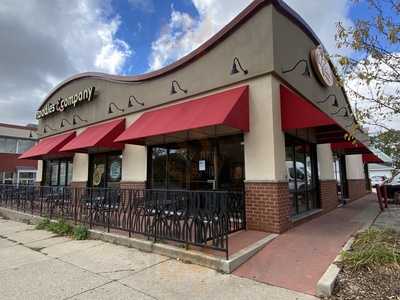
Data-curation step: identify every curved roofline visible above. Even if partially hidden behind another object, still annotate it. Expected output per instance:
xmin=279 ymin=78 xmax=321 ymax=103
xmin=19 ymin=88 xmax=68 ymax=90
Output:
xmin=39 ymin=0 xmax=322 ymax=110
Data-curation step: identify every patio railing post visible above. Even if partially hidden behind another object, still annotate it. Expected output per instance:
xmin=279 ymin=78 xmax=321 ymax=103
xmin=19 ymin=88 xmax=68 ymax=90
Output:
xmin=154 ymin=190 xmax=158 ymax=243
xmin=31 ymin=186 xmax=34 ymax=215
xmin=128 ymin=189 xmax=132 ymax=238
xmin=107 ymin=189 xmax=111 ymax=233
xmin=89 ymin=188 xmax=93 ymax=229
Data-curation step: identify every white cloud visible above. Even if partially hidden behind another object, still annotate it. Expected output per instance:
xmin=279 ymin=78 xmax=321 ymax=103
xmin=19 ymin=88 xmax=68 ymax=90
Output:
xmin=0 ymin=0 xmax=132 ymax=125
xmin=128 ymin=0 xmax=154 ymax=13
xmin=148 ymin=0 xmax=353 ymax=71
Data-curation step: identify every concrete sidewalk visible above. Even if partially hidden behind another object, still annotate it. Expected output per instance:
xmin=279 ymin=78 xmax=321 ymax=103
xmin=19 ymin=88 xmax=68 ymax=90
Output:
xmin=234 ymin=194 xmax=380 ymax=296
xmin=0 ymin=217 xmax=316 ymax=300
xmin=372 ymin=204 xmax=400 ymax=232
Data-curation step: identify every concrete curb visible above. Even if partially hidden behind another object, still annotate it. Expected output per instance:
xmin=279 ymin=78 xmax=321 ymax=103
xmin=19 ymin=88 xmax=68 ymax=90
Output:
xmin=226 ymin=233 xmax=278 ymax=273
xmin=0 ymin=207 xmax=277 ymax=273
xmin=316 ymin=237 xmax=355 ymax=297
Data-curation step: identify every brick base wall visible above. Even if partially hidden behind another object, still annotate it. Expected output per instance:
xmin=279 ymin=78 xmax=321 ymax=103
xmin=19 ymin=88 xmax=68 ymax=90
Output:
xmin=245 ymin=181 xmax=290 ymax=233
xmin=120 ymin=181 xmax=146 ymax=190
xmin=320 ymin=180 xmax=338 ymax=212
xmin=71 ymin=181 xmax=87 ymax=188
xmin=348 ymin=179 xmax=369 ymax=202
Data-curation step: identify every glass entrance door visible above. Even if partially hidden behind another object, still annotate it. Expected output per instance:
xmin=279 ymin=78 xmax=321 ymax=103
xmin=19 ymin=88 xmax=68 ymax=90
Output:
xmin=189 ymin=140 xmax=215 ymax=190
xmin=285 ymin=135 xmax=319 ymax=216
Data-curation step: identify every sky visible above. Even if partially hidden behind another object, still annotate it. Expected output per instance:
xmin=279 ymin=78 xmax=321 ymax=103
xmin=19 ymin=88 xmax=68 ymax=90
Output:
xmin=0 ymin=0 xmax=396 ymax=129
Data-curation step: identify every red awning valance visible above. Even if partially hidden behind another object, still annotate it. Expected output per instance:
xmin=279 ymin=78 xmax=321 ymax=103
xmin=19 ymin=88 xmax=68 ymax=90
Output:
xmin=115 ymin=86 xmax=249 ymax=145
xmin=362 ymin=153 xmax=384 ymax=164
xmin=331 ymin=141 xmax=372 ymax=155
xmin=19 ymin=132 xmax=76 ymax=160
xmin=280 ymin=85 xmax=336 ymax=131
xmin=60 ymin=119 xmax=125 ymax=153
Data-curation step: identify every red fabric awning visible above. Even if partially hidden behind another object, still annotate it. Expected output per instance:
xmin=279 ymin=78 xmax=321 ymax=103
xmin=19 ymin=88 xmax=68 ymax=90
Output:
xmin=280 ymin=85 xmax=336 ymax=131
xmin=19 ymin=132 xmax=76 ymax=160
xmin=115 ymin=86 xmax=249 ymax=145
xmin=362 ymin=153 xmax=384 ymax=164
xmin=60 ymin=119 xmax=125 ymax=153
xmin=331 ymin=141 xmax=372 ymax=155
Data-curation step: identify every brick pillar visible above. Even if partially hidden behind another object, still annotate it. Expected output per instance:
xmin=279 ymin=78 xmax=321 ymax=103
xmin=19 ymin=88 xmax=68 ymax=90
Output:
xmin=120 ymin=181 xmax=146 ymax=190
xmin=319 ymin=180 xmax=338 ymax=212
xmin=119 ymin=181 xmax=146 ymax=207
xmin=71 ymin=182 xmax=87 ymax=188
xmin=70 ymin=182 xmax=87 ymax=216
xmin=347 ymin=179 xmax=369 ymax=202
xmin=245 ymin=181 xmax=291 ymax=233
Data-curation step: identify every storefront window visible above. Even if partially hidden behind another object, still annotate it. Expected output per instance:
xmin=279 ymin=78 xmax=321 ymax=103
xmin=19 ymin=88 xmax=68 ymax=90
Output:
xmin=89 ymin=152 xmax=122 ymax=188
xmin=17 ymin=139 xmax=35 ymax=154
xmin=151 ymin=148 xmax=168 ymax=189
xmin=285 ymin=135 xmax=319 ymax=216
xmin=0 ymin=137 xmax=17 ymax=153
xmin=17 ymin=171 xmax=36 ymax=185
xmin=3 ymin=172 xmax=14 ymax=184
xmin=43 ymin=159 xmax=73 ymax=186
xmin=148 ymin=135 xmax=244 ymax=191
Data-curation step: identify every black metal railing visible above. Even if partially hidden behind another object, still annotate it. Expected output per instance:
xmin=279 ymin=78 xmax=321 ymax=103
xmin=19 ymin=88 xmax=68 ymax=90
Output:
xmin=0 ymin=185 xmax=245 ymax=258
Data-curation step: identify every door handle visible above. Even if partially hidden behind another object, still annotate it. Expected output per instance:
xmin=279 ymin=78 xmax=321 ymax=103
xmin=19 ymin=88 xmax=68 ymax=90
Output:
xmin=207 ymin=180 xmax=216 ymax=190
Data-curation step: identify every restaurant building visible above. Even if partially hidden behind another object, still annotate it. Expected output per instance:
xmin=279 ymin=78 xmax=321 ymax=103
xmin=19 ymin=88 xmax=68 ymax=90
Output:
xmin=19 ymin=0 xmax=379 ymax=240
xmin=0 ymin=123 xmax=37 ymax=185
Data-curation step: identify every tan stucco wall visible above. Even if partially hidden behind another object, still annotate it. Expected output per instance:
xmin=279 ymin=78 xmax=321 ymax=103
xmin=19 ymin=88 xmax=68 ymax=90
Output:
xmin=346 ymin=154 xmax=365 ymax=180
xmin=244 ymin=75 xmax=286 ymax=182
xmin=271 ymin=7 xmax=369 ymax=144
xmin=36 ymin=160 xmax=43 ymax=182
xmin=72 ymin=153 xmax=89 ymax=182
xmin=121 ymin=113 xmax=147 ymax=182
xmin=317 ymin=144 xmax=335 ymax=180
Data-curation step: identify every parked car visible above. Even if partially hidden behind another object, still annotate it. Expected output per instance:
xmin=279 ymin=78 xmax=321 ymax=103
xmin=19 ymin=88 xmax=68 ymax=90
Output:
xmin=383 ymin=172 xmax=400 ymax=199
xmin=370 ymin=175 xmax=387 ymax=186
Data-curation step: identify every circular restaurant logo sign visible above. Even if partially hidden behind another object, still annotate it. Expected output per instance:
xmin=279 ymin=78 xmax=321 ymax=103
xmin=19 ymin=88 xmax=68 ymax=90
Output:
xmin=310 ymin=45 xmax=334 ymax=87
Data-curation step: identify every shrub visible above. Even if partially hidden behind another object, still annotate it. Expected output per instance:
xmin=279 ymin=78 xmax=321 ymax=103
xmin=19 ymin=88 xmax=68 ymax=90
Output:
xmin=47 ymin=219 xmax=73 ymax=236
xmin=73 ymin=225 xmax=89 ymax=240
xmin=35 ymin=218 xmax=51 ymax=230
xmin=342 ymin=228 xmax=400 ymax=270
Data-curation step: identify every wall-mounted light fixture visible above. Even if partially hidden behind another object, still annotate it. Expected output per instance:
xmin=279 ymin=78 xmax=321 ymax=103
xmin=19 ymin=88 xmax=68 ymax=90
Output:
xmin=128 ymin=95 xmax=144 ymax=107
xmin=331 ymin=107 xmax=349 ymax=117
xmin=170 ymin=80 xmax=187 ymax=95
xmin=72 ymin=114 xmax=88 ymax=125
xmin=282 ymin=59 xmax=310 ymax=77
xmin=60 ymin=118 xmax=72 ymax=128
xmin=317 ymin=94 xmax=338 ymax=107
xmin=43 ymin=124 xmax=56 ymax=134
xmin=230 ymin=57 xmax=248 ymax=75
xmin=108 ymin=102 xmax=125 ymax=114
